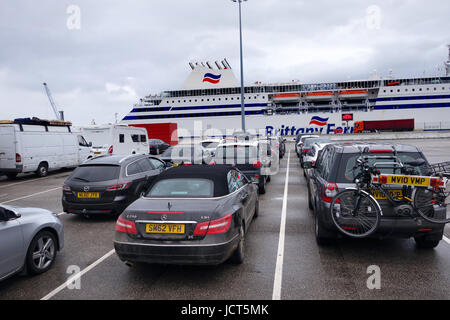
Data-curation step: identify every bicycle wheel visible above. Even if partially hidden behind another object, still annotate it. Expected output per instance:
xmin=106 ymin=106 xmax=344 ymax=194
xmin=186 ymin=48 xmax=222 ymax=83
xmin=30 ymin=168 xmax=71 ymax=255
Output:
xmin=413 ymin=187 xmax=450 ymax=224
xmin=330 ymin=189 xmax=381 ymax=238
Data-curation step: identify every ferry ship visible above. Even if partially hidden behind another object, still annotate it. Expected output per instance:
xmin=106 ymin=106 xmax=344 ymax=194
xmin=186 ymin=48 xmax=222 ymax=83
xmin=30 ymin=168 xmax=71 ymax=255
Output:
xmin=121 ymin=47 xmax=450 ymax=141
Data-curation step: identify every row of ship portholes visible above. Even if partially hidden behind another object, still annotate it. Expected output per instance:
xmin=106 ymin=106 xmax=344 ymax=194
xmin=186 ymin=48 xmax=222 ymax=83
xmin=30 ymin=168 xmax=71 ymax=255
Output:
xmin=383 ymin=86 xmax=450 ymax=93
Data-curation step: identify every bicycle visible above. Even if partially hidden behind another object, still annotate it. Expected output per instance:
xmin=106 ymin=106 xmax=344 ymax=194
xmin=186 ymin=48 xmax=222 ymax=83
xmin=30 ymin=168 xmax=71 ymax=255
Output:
xmin=329 ymin=153 xmax=450 ymax=238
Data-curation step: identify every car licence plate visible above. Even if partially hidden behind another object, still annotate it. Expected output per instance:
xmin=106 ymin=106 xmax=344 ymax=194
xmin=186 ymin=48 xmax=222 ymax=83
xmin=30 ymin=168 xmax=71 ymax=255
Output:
xmin=77 ymin=192 xmax=100 ymax=199
xmin=370 ymin=189 xmax=403 ymax=200
xmin=383 ymin=175 xmax=430 ymax=187
xmin=145 ymin=223 xmax=185 ymax=234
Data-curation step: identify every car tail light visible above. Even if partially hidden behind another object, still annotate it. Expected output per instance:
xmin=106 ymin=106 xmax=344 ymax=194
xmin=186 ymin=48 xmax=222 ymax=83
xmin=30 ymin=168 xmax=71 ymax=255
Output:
xmin=209 ymin=161 xmax=216 ymax=165
xmin=417 ymin=228 xmax=433 ymax=232
xmin=430 ymin=177 xmax=444 ymax=188
xmin=302 ymin=149 xmax=309 ymax=153
xmin=115 ymin=216 xmax=137 ymax=234
xmin=311 ymin=160 xmax=316 ymax=166
xmin=150 ymin=145 xmax=156 ymax=148
xmin=369 ymin=149 xmax=393 ymax=153
xmin=108 ymin=145 xmax=113 ymax=154
xmin=15 ymin=153 xmax=21 ymax=163
xmin=183 ymin=161 xmax=192 ymax=165
xmin=379 ymin=175 xmax=388 ymax=184
xmin=322 ymin=182 xmax=339 ymax=203
xmin=193 ymin=214 xmax=232 ymax=236
xmin=62 ymin=184 xmax=71 ymax=191
xmin=107 ymin=182 xmax=131 ymax=191
xmin=253 ymin=160 xmax=261 ymax=168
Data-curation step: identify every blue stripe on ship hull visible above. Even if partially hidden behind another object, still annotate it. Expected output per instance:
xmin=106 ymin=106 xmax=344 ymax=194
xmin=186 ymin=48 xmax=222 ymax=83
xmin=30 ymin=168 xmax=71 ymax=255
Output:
xmin=129 ymin=103 xmax=267 ymax=113
xmin=377 ymin=94 xmax=450 ymax=102
xmin=123 ymin=109 xmax=264 ymax=121
xmin=374 ymin=102 xmax=450 ymax=110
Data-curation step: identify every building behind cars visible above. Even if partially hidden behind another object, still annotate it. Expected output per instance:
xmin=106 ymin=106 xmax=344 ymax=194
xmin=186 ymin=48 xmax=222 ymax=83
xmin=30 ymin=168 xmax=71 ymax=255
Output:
xmin=77 ymin=124 xmax=149 ymax=157
xmin=62 ymin=154 xmax=167 ymax=216
xmin=307 ymin=142 xmax=445 ymax=248
xmin=0 ymin=118 xmax=90 ymax=179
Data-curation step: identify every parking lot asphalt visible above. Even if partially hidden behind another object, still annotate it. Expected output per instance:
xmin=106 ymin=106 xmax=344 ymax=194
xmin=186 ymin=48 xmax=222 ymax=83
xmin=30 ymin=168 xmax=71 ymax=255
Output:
xmin=0 ymin=138 xmax=450 ymax=300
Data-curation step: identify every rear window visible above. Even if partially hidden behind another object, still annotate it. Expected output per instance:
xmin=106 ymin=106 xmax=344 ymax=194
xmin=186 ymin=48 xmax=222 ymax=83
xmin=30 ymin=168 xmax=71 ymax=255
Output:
xmin=147 ymin=179 xmax=214 ymax=198
xmin=70 ymin=165 xmax=120 ymax=182
xmin=215 ymin=145 xmax=257 ymax=159
xmin=336 ymin=152 xmax=429 ymax=183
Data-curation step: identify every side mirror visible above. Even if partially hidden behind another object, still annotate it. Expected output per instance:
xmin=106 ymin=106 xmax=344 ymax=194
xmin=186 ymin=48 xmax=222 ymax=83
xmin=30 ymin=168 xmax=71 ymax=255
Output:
xmin=0 ymin=208 xmax=6 ymax=221
xmin=303 ymin=161 xmax=314 ymax=169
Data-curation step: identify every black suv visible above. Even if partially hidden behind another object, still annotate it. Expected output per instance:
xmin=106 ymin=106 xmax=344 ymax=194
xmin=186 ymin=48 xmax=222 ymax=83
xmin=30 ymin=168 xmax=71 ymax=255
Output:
xmin=307 ymin=142 xmax=445 ymax=248
xmin=62 ymin=154 xmax=167 ymax=216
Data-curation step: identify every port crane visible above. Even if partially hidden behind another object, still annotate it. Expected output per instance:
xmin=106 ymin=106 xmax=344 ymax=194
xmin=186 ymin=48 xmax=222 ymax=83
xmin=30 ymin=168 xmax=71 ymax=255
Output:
xmin=43 ymin=82 xmax=64 ymax=120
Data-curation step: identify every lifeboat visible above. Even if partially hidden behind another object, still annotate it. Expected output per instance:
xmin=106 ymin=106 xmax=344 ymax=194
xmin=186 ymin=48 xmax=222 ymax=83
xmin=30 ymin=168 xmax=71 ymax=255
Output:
xmin=305 ymin=91 xmax=334 ymax=101
xmin=273 ymin=93 xmax=301 ymax=102
xmin=339 ymin=89 xmax=368 ymax=99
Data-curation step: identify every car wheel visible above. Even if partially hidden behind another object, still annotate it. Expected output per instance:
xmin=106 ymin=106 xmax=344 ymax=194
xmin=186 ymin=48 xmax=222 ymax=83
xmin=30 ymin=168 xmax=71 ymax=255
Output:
xmin=315 ymin=212 xmax=334 ymax=246
xmin=26 ymin=230 xmax=57 ymax=275
xmin=230 ymin=225 xmax=245 ymax=264
xmin=308 ymin=187 xmax=313 ymax=211
xmin=6 ymin=172 xmax=18 ymax=179
xmin=253 ymin=199 xmax=259 ymax=218
xmin=414 ymin=236 xmax=441 ymax=249
xmin=36 ymin=162 xmax=48 ymax=177
xmin=258 ymin=180 xmax=266 ymax=194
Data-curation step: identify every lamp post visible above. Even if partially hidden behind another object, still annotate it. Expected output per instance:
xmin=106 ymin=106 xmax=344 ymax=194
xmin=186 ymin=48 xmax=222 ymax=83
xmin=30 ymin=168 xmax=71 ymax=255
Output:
xmin=231 ymin=0 xmax=247 ymax=132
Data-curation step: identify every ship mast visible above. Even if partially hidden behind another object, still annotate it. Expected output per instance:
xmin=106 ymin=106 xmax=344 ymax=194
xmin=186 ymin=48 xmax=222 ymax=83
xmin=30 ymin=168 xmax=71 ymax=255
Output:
xmin=445 ymin=44 xmax=450 ymax=76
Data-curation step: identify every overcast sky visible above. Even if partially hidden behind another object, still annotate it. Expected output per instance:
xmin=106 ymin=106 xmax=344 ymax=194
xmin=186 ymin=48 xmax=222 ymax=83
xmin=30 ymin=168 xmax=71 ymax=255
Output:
xmin=0 ymin=0 xmax=449 ymax=125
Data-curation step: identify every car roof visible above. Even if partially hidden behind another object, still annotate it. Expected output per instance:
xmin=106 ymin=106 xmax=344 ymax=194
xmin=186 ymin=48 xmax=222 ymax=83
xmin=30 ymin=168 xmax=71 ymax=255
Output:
xmin=149 ymin=164 xmax=236 ymax=197
xmin=327 ymin=142 xmax=421 ymax=154
xmin=217 ymin=140 xmax=259 ymax=148
xmin=83 ymin=154 xmax=145 ymax=166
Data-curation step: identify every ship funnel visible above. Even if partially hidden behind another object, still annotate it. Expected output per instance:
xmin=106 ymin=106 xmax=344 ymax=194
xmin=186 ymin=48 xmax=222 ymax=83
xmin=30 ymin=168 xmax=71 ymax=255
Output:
xmin=221 ymin=60 xmax=228 ymax=70
xmin=215 ymin=61 xmax=222 ymax=70
xmin=223 ymin=58 xmax=232 ymax=69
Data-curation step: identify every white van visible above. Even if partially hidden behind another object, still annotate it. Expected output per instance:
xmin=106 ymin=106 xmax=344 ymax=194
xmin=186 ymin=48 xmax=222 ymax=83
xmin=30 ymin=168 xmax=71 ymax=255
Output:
xmin=78 ymin=124 xmax=149 ymax=157
xmin=0 ymin=121 xmax=91 ymax=179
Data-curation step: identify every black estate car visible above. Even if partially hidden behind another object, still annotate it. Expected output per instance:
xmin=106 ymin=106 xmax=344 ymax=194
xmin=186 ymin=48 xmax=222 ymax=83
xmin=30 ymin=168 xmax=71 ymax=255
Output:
xmin=114 ymin=165 xmax=258 ymax=265
xmin=306 ymin=142 xmax=445 ymax=248
xmin=149 ymin=139 xmax=170 ymax=155
xmin=62 ymin=154 xmax=167 ymax=216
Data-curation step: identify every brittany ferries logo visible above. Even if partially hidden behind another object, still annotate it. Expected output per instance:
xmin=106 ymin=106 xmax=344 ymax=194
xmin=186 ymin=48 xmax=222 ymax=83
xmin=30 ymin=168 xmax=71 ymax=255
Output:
xmin=309 ymin=116 xmax=329 ymax=126
xmin=202 ymin=73 xmax=222 ymax=84
xmin=266 ymin=116 xmax=354 ymax=136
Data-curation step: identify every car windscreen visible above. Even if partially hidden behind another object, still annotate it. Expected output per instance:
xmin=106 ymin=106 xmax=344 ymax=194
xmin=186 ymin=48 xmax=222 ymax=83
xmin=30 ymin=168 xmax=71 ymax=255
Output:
xmin=336 ymin=152 xmax=429 ymax=183
xmin=147 ymin=178 xmax=214 ymax=198
xmin=202 ymin=142 xmax=219 ymax=149
xmin=69 ymin=165 xmax=120 ymax=182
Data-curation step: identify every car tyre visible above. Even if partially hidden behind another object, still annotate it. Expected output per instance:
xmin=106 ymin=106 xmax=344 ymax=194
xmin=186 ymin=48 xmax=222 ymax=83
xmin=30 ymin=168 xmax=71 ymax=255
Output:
xmin=230 ymin=225 xmax=245 ymax=264
xmin=6 ymin=172 xmax=18 ymax=179
xmin=315 ymin=212 xmax=335 ymax=246
xmin=253 ymin=199 xmax=259 ymax=218
xmin=414 ymin=236 xmax=441 ymax=249
xmin=307 ymin=187 xmax=313 ymax=211
xmin=26 ymin=230 xmax=57 ymax=275
xmin=258 ymin=180 xmax=266 ymax=194
xmin=36 ymin=162 xmax=48 ymax=177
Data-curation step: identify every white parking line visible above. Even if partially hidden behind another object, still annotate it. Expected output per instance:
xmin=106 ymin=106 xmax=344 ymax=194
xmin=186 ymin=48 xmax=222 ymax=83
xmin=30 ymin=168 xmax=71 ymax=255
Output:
xmin=0 ymin=172 xmax=69 ymax=189
xmin=272 ymin=150 xmax=290 ymax=300
xmin=443 ymin=235 xmax=450 ymax=245
xmin=40 ymin=249 xmax=116 ymax=300
xmin=0 ymin=187 xmax=61 ymax=204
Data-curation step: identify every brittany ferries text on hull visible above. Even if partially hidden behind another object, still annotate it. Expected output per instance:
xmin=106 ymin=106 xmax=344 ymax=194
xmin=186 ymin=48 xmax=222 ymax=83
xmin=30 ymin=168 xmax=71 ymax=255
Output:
xmin=121 ymin=48 xmax=450 ymax=144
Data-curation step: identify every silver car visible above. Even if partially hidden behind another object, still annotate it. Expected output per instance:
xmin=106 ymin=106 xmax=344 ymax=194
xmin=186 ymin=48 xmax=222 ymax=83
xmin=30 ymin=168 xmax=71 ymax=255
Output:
xmin=0 ymin=205 xmax=64 ymax=281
